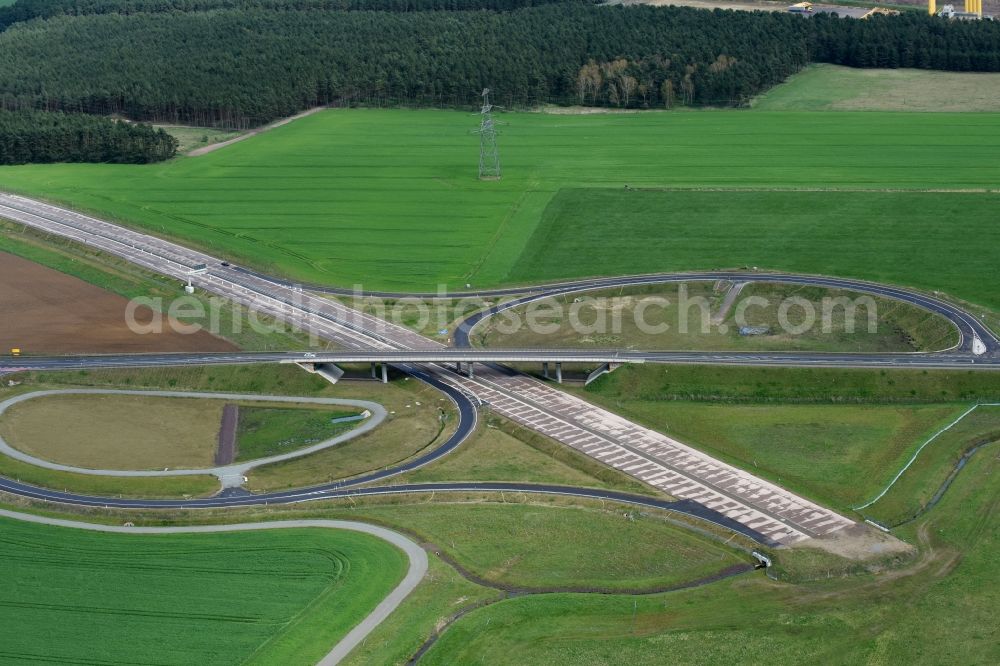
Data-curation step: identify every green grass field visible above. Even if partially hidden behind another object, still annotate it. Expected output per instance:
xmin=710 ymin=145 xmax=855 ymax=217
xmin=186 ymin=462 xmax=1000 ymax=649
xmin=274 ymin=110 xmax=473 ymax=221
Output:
xmin=326 ymin=502 xmax=742 ymax=592
xmin=510 ymin=188 xmax=1000 ymax=309
xmin=753 ymin=64 xmax=1000 ymax=112
xmin=0 ymin=518 xmax=407 ymax=665
xmin=585 ymin=363 xmax=1000 ymax=403
xmin=2 ymin=109 xmax=999 ymax=307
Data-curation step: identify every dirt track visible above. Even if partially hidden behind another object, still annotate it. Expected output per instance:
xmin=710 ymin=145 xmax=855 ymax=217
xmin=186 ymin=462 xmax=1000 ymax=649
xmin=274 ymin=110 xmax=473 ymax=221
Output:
xmin=0 ymin=251 xmax=236 ymax=354
xmin=186 ymin=107 xmax=325 ymax=157
xmin=215 ymin=403 xmax=239 ymax=465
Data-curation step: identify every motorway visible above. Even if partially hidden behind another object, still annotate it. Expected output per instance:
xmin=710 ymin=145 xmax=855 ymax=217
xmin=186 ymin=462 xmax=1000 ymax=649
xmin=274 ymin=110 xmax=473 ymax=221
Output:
xmin=2 ymin=348 xmax=998 ymax=374
xmin=3 ymin=191 xmax=998 ymax=546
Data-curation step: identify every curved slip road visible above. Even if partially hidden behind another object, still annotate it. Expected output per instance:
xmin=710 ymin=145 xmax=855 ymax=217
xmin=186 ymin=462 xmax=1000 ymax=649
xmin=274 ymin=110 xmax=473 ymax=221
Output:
xmin=0 ymin=507 xmax=428 ymax=666
xmin=0 ymin=389 xmax=384 ymax=487
xmin=231 ymin=265 xmax=997 ymax=355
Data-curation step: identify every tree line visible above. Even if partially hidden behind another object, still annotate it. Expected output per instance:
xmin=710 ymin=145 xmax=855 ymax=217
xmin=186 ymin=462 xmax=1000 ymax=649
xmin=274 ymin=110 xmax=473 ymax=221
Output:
xmin=0 ymin=0 xmax=584 ymax=30
xmin=0 ymin=109 xmax=177 ymax=164
xmin=0 ymin=4 xmax=997 ymax=130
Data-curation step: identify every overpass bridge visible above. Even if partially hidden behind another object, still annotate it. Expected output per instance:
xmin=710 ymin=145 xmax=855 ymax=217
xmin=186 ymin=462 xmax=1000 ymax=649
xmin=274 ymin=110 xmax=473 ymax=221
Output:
xmin=4 ymin=348 xmax=996 ymax=386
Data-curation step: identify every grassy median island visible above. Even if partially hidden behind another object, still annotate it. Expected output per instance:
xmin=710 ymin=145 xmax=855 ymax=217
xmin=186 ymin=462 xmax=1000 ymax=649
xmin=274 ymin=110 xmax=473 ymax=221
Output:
xmin=2 ymin=109 xmax=1000 ymax=305
xmin=476 ymin=282 xmax=958 ymax=353
xmin=0 ymin=517 xmax=407 ymax=665
xmin=234 ymin=404 xmax=365 ymax=462
xmin=0 ymin=394 xmax=368 ymax=471
xmin=338 ymin=502 xmax=742 ymax=592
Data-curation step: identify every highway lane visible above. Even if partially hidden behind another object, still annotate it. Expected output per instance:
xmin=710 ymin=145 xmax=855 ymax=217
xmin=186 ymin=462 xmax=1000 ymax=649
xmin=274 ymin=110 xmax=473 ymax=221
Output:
xmin=3 ymin=348 xmax=997 ymax=373
xmin=0 ymin=478 xmax=778 ymax=546
xmin=0 ymin=190 xmax=963 ymax=545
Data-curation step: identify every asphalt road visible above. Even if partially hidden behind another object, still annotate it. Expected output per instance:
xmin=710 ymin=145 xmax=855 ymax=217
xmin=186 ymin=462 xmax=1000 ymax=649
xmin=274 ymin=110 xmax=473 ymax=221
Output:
xmin=0 ymin=508 xmax=428 ymax=666
xmin=3 ymin=348 xmax=998 ymax=373
xmin=451 ymin=272 xmax=998 ymax=355
xmin=233 ymin=263 xmax=997 ymax=355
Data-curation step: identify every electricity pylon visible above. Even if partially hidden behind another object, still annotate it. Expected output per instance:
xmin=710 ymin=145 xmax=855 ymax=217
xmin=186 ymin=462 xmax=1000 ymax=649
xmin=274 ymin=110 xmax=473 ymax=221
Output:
xmin=477 ymin=88 xmax=501 ymax=180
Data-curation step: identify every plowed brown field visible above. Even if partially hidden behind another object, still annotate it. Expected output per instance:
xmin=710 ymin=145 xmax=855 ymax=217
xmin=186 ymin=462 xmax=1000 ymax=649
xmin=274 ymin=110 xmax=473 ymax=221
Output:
xmin=0 ymin=251 xmax=236 ymax=353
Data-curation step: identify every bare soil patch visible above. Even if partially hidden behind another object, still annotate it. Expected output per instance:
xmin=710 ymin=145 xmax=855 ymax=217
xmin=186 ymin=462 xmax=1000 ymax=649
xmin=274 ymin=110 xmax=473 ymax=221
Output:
xmin=215 ymin=403 xmax=239 ymax=466
xmin=0 ymin=251 xmax=235 ymax=354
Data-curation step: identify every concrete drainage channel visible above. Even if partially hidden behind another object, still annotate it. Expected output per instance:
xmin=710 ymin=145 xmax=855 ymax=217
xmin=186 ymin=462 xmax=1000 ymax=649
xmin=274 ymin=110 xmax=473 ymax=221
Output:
xmin=0 ymin=389 xmax=385 ymax=489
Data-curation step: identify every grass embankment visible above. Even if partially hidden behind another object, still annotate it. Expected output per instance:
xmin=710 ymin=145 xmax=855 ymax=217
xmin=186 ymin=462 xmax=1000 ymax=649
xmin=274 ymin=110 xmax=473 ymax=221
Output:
xmin=477 ymin=282 xmax=958 ymax=353
xmin=576 ymin=401 xmax=966 ymax=511
xmin=418 ymin=439 xmax=1000 ymax=664
xmin=0 ymin=221 xmax=314 ymax=351
xmin=2 ymin=109 xmax=1000 ymax=307
xmin=586 ymin=363 xmax=1000 ymax=403
xmin=864 ymin=404 xmax=1000 ymax=526
xmin=0 ymin=517 xmax=406 ymax=665
xmin=754 ymin=63 xmax=1000 ymax=112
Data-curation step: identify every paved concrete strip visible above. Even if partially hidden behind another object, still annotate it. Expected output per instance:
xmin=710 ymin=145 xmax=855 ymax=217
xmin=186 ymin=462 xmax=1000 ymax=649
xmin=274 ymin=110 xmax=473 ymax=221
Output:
xmin=0 ymin=508 xmax=427 ymax=666
xmin=0 ymin=389 xmax=385 ymax=484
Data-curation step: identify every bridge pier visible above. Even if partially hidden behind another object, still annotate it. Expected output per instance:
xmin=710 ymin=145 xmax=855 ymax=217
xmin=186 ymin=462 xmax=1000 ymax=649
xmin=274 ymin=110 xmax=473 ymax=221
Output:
xmin=555 ymin=362 xmax=562 ymax=384
xmin=585 ymin=362 xmax=621 ymax=386
xmin=381 ymin=362 xmax=388 ymax=384
xmin=542 ymin=361 xmax=549 ymax=379
xmin=467 ymin=362 xmax=475 ymax=379
xmin=371 ymin=362 xmax=377 ymax=379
